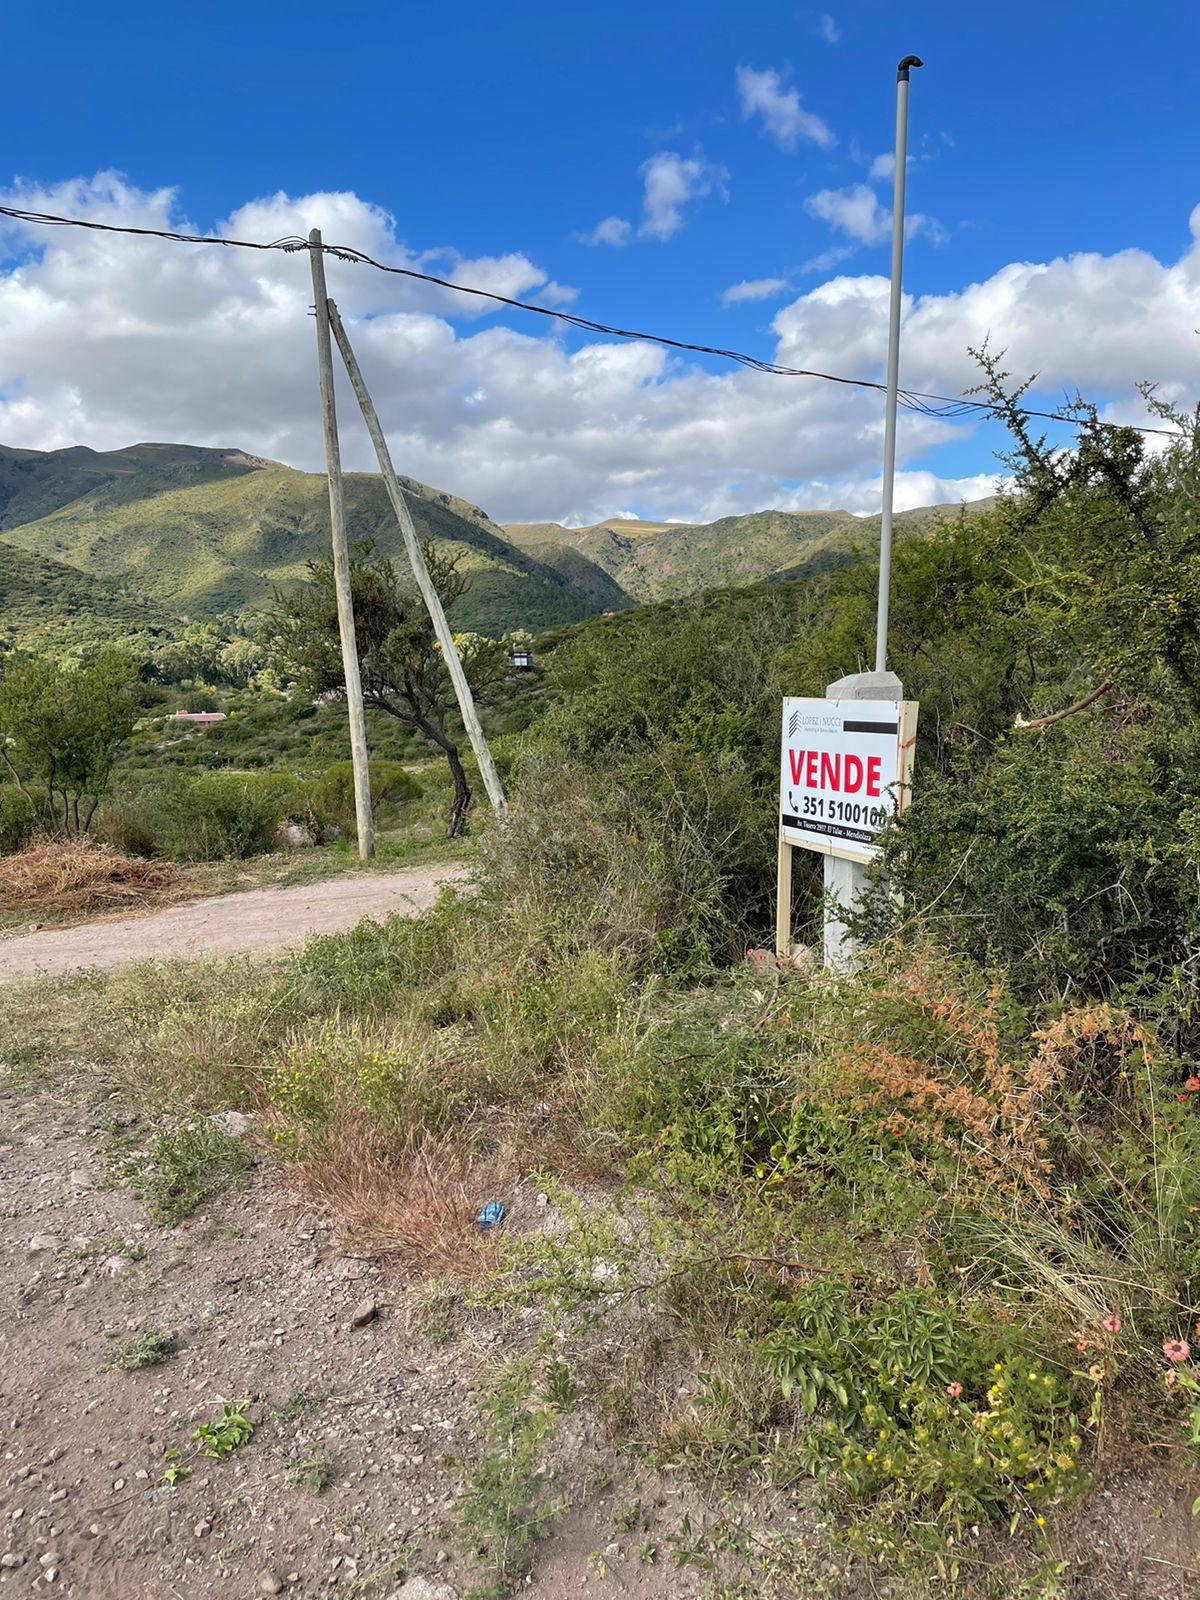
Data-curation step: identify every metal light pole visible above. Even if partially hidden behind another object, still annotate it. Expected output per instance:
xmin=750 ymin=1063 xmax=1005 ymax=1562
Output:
xmin=873 ymin=54 xmax=923 ymax=674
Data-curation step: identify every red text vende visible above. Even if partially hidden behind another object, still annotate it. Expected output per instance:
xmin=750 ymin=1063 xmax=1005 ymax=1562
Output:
xmin=787 ymin=751 xmax=883 ymax=797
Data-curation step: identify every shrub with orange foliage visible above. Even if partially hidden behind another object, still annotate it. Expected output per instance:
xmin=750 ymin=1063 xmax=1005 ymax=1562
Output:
xmin=829 ymin=949 xmax=1148 ymax=1202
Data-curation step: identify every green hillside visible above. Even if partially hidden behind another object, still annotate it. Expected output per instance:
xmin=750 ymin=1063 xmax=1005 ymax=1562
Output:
xmin=505 ymin=507 xmax=867 ymax=602
xmin=0 ymin=542 xmax=179 ymax=657
xmin=506 ymin=500 xmax=995 ymax=602
xmin=0 ymin=441 xmax=998 ymax=651
xmin=0 ymin=444 xmax=602 ymax=638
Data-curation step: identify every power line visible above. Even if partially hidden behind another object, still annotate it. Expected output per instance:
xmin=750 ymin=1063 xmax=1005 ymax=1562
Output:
xmin=0 ymin=202 xmax=1183 ymax=438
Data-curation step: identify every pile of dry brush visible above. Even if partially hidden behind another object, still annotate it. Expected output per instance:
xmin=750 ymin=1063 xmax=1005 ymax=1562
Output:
xmin=0 ymin=839 xmax=180 ymax=916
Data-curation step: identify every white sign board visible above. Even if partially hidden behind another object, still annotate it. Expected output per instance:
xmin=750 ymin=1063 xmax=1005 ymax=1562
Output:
xmin=780 ymin=697 xmax=917 ymax=863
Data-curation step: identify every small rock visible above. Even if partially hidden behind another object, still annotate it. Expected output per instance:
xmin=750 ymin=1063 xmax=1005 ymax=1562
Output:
xmin=210 ymin=1111 xmax=255 ymax=1139
xmin=350 ymin=1297 xmax=378 ymax=1329
xmin=39 ymin=1552 xmax=60 ymax=1568
xmin=0 ymin=1553 xmax=25 ymax=1568
xmin=259 ymin=1574 xmax=285 ymax=1596
xmin=44 ymin=1572 xmax=59 ymax=1586
xmin=48 ymin=1489 xmax=67 ymax=1504
xmin=99 ymin=1255 xmax=131 ymax=1280
xmin=194 ymin=1520 xmax=212 ymax=1538
xmin=388 ymin=1579 xmax=459 ymax=1600
xmin=27 ymin=1235 xmax=61 ymax=1255
xmin=69 ymin=1169 xmax=92 ymax=1190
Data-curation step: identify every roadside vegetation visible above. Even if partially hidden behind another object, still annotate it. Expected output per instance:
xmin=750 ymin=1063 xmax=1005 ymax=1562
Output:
xmin=3 ymin=373 xmax=1200 ymax=1596
xmin=0 ymin=548 xmax=542 ymax=921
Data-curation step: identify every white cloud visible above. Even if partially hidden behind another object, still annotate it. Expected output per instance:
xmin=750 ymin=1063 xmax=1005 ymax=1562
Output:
xmin=721 ymin=277 xmax=790 ymax=306
xmin=0 ymin=174 xmax=1197 ymax=528
xmin=800 ymin=245 xmax=855 ymax=276
xmin=868 ymin=152 xmax=919 ymax=185
xmin=815 ymin=13 xmax=841 ymax=44
xmin=577 ymin=215 xmax=632 ymax=248
xmin=805 ymin=183 xmax=944 ymax=246
xmin=638 ymin=152 xmax=728 ymax=242
xmin=791 ymin=470 xmax=1005 ymax=517
xmin=806 ymin=184 xmax=890 ymax=244
xmin=442 ymin=252 xmax=577 ymax=309
xmin=736 ymin=66 xmax=835 ymax=152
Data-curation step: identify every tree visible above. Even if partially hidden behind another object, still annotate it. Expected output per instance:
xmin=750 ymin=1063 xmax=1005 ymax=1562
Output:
xmin=968 ymin=347 xmax=1200 ymax=713
xmin=0 ymin=649 xmax=139 ymax=834
xmin=269 ymin=542 xmax=504 ymax=837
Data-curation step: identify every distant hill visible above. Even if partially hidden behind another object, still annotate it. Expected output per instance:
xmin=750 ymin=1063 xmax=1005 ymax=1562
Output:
xmin=0 ymin=542 xmax=178 ymax=657
xmin=504 ymin=501 xmax=989 ymax=604
xmin=0 ymin=440 xmax=997 ymax=654
xmin=0 ymin=443 xmax=604 ymax=640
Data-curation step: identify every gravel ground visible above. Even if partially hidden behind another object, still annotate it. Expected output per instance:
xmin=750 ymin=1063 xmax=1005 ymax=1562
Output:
xmin=0 ymin=1081 xmax=733 ymax=1599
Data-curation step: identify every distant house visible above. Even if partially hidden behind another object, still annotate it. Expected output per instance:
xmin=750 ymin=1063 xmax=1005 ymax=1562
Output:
xmin=168 ymin=710 xmax=227 ymax=725
xmin=508 ymin=647 xmax=535 ymax=671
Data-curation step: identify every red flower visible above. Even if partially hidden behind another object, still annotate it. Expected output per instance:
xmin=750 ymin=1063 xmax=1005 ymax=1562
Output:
xmin=945 ymin=1382 xmax=963 ymax=1398
xmin=1185 ymin=1077 xmax=1200 ymax=1092
xmin=1163 ymin=1338 xmax=1191 ymax=1363
xmin=1102 ymin=1316 xmax=1122 ymax=1334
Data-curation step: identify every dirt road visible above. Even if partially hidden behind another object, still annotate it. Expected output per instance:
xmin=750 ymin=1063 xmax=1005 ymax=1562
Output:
xmin=0 ymin=864 xmax=468 ymax=978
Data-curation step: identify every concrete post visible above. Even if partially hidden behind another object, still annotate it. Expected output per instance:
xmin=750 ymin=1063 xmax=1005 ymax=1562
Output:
xmin=823 ymin=669 xmax=903 ymax=971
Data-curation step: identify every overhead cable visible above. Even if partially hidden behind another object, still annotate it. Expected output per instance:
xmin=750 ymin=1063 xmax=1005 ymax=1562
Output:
xmin=0 ymin=203 xmax=1181 ymax=438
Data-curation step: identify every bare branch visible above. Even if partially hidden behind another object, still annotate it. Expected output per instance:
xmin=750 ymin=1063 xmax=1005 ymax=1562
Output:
xmin=1015 ymin=680 xmax=1115 ymax=731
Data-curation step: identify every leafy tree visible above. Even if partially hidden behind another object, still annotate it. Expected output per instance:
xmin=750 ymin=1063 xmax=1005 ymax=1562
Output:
xmin=269 ymin=542 xmax=503 ymax=837
xmin=0 ymin=649 xmax=139 ymax=834
xmin=968 ymin=348 xmax=1200 ymax=711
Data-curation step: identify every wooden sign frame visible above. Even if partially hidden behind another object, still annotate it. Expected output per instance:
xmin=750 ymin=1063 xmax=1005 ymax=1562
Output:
xmin=775 ymin=699 xmax=918 ymax=959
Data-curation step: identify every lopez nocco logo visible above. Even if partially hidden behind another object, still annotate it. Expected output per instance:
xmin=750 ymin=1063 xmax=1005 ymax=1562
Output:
xmin=779 ymin=698 xmax=914 ymax=859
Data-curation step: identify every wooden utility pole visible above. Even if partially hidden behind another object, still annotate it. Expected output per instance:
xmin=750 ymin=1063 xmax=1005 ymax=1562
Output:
xmin=308 ymin=229 xmax=375 ymax=862
xmin=327 ymin=300 xmax=509 ymax=820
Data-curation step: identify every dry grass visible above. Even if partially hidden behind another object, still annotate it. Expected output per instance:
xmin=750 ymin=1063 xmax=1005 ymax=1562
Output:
xmin=0 ymin=839 xmax=181 ymax=916
xmin=289 ymin=1121 xmax=503 ymax=1276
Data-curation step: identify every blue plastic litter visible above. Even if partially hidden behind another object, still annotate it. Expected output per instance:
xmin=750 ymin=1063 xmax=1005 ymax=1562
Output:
xmin=476 ymin=1201 xmax=506 ymax=1229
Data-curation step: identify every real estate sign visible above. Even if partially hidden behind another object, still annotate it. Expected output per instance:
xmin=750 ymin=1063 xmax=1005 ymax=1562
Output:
xmin=779 ymin=697 xmax=918 ymax=863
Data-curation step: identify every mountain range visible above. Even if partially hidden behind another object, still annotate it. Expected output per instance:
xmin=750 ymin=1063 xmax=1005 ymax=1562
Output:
xmin=503 ymin=499 xmax=988 ymax=605
xmin=0 ymin=441 xmax=991 ymax=653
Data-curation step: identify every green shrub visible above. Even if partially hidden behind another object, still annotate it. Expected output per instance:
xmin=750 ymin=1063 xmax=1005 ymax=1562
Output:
xmin=475 ymin=746 xmax=769 ymax=972
xmin=103 ymin=772 xmax=301 ymax=861
xmin=0 ymin=785 xmax=35 ymax=854
xmin=316 ymin=758 xmax=421 ymax=835
xmin=865 ymin=706 xmax=1200 ymax=998
xmin=121 ymin=1118 xmax=255 ymax=1224
xmin=167 ymin=772 xmax=298 ymax=860
xmin=93 ymin=787 xmax=163 ymax=857
xmin=110 ymin=1328 xmax=180 ymax=1372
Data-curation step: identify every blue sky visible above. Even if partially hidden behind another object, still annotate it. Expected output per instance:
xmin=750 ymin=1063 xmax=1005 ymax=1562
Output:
xmin=2 ymin=0 xmax=1198 ymax=523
